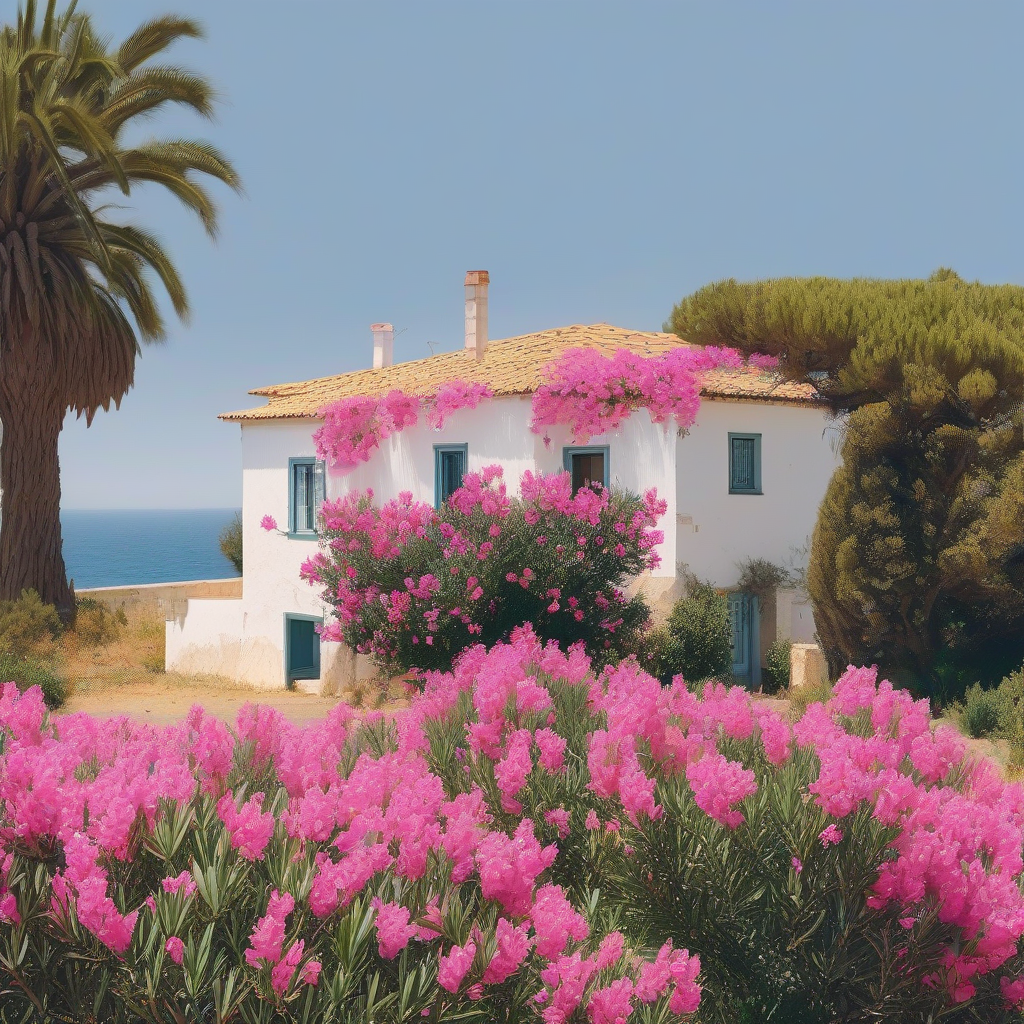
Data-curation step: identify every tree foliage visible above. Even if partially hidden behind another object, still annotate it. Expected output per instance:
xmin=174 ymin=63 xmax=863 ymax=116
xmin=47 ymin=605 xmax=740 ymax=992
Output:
xmin=0 ymin=1 xmax=239 ymax=609
xmin=669 ymin=272 xmax=1024 ymax=698
xmin=219 ymin=512 xmax=243 ymax=575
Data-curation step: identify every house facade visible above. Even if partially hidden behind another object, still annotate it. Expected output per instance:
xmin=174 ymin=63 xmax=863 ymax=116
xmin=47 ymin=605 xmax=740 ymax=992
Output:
xmin=166 ymin=273 xmax=841 ymax=691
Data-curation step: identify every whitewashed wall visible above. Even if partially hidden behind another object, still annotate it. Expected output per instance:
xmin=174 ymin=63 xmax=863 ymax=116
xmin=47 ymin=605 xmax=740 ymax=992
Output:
xmin=168 ymin=395 xmax=835 ymax=688
xmin=674 ymin=401 xmax=841 ymax=588
xmin=167 ymin=397 xmax=678 ymax=688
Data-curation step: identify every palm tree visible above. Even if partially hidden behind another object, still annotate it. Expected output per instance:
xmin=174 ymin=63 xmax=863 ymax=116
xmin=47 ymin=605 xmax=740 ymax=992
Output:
xmin=0 ymin=0 xmax=239 ymax=614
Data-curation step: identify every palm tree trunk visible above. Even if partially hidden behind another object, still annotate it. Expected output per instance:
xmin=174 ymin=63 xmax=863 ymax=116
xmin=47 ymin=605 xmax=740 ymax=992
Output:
xmin=0 ymin=367 xmax=72 ymax=617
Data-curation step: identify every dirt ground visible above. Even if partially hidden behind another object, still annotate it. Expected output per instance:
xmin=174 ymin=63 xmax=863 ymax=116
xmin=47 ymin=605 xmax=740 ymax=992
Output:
xmin=59 ymin=677 xmax=349 ymax=726
xmin=48 ymin=606 xmax=398 ymax=726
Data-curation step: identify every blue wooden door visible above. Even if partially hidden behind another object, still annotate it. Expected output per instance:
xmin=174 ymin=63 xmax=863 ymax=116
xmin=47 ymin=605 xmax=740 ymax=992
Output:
xmin=287 ymin=617 xmax=320 ymax=680
xmin=728 ymin=593 xmax=750 ymax=679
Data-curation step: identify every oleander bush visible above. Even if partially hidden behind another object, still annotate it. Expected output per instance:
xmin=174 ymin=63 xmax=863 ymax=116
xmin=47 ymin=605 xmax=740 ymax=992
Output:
xmin=2 ymin=633 xmax=1024 ymax=1022
xmin=302 ymin=466 xmax=666 ymax=677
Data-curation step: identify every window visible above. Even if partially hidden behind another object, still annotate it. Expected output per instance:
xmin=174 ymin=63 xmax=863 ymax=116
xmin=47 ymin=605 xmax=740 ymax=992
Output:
xmin=563 ymin=446 xmax=609 ymax=494
xmin=434 ymin=444 xmax=468 ymax=508
xmin=728 ymin=433 xmax=761 ymax=494
xmin=285 ymin=614 xmax=321 ymax=681
xmin=289 ymin=458 xmax=325 ymax=536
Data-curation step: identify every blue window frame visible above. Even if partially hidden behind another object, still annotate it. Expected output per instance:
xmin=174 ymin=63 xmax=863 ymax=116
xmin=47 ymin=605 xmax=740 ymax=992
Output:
xmin=563 ymin=446 xmax=610 ymax=493
xmin=728 ymin=433 xmax=762 ymax=494
xmin=288 ymin=458 xmax=325 ymax=538
xmin=434 ymin=444 xmax=468 ymax=508
xmin=284 ymin=613 xmax=321 ymax=683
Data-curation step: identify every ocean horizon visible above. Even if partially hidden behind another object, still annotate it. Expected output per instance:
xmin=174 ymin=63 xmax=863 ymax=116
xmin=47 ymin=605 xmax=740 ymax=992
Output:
xmin=61 ymin=508 xmax=242 ymax=590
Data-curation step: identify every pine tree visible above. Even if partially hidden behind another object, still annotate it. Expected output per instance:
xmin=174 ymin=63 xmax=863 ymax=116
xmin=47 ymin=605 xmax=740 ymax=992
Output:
xmin=669 ymin=271 xmax=1024 ymax=699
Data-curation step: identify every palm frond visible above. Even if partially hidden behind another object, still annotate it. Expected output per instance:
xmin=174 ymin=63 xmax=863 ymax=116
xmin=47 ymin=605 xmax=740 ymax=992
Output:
xmin=116 ymin=15 xmax=203 ymax=73
xmin=0 ymin=0 xmax=237 ymax=420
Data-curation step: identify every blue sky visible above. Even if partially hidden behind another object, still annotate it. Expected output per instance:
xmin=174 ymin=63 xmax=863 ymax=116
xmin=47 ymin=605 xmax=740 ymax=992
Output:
xmin=46 ymin=1 xmax=1024 ymax=508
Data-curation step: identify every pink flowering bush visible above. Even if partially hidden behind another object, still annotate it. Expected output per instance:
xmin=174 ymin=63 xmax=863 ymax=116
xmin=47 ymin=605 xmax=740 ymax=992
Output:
xmin=2 ymin=641 xmax=1024 ymax=1022
xmin=301 ymin=466 xmax=666 ymax=675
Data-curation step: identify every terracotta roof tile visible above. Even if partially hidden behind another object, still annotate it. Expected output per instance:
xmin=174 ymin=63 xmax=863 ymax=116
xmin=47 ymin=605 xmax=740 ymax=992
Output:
xmin=219 ymin=323 xmax=818 ymax=422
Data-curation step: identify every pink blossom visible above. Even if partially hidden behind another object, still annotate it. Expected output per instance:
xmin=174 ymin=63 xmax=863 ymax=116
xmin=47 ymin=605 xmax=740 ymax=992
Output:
xmin=531 ymin=883 xmax=589 ymax=959
xmin=535 ymin=728 xmax=567 ymax=774
xmin=819 ymin=824 xmax=843 ymax=847
xmin=300 ymin=958 xmax=322 ymax=986
xmin=476 ymin=819 xmax=557 ymax=917
xmin=161 ymin=871 xmax=197 ymax=898
xmin=437 ymin=940 xmax=476 ymax=992
xmin=544 ymin=807 xmax=571 ymax=839
xmin=217 ymin=791 xmax=275 ymax=861
xmin=373 ymin=900 xmax=418 ymax=959
xmin=260 ymin=515 xmax=277 ymax=531
xmin=482 ymin=918 xmax=533 ymax=984
xmin=685 ymin=749 xmax=757 ymax=828
xmin=271 ymin=940 xmax=304 ymax=996
xmin=245 ymin=889 xmax=294 ymax=968
xmin=165 ymin=936 xmax=184 ymax=965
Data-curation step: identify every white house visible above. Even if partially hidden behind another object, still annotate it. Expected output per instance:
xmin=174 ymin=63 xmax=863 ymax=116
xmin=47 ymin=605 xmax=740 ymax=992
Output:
xmin=166 ymin=272 xmax=841 ymax=692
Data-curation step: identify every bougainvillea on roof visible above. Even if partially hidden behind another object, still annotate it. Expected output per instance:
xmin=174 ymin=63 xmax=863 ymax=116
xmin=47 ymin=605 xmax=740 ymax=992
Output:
xmin=313 ymin=347 xmax=779 ymax=472
xmin=529 ymin=345 xmax=776 ymax=443
xmin=314 ymin=383 xmax=493 ymax=473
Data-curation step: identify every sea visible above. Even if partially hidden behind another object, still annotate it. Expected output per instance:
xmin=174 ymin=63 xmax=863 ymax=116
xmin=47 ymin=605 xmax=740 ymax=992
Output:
xmin=61 ymin=509 xmax=242 ymax=590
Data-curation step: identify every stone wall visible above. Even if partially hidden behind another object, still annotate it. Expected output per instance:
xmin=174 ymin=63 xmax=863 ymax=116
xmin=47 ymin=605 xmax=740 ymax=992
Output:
xmin=78 ymin=578 xmax=242 ymax=622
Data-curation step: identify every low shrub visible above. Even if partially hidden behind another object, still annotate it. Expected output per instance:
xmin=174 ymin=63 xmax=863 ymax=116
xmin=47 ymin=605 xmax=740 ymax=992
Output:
xmin=220 ymin=511 xmax=243 ymax=574
xmin=302 ymin=466 xmax=664 ymax=677
xmin=72 ymin=598 xmax=123 ymax=647
xmin=649 ymin=581 xmax=733 ymax=685
xmin=949 ymin=668 xmax=1024 ymax=763
xmin=0 ymin=589 xmax=61 ymax=656
xmin=762 ymin=638 xmax=791 ymax=695
xmin=1 ymin=636 xmax=1022 ymax=1022
xmin=0 ymin=652 xmax=67 ymax=708
xmin=954 ymin=682 xmax=1002 ymax=738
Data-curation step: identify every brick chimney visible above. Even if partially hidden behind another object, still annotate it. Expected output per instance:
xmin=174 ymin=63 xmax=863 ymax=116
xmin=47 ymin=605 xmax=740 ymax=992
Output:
xmin=371 ymin=322 xmax=394 ymax=368
xmin=464 ymin=271 xmax=489 ymax=360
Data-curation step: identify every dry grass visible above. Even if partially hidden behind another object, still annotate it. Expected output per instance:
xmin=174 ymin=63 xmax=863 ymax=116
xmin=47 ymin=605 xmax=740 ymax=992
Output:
xmin=35 ymin=604 xmax=409 ymax=725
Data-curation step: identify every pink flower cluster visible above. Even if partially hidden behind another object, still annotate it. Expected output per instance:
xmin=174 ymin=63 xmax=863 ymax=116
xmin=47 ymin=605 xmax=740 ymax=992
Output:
xmin=304 ymin=467 xmax=666 ymax=668
xmin=530 ymin=345 xmax=771 ymax=443
xmin=2 ymin=637 xmax=1024 ymax=1013
xmin=314 ymin=382 xmax=492 ymax=472
xmin=792 ymin=665 xmax=1024 ymax=1002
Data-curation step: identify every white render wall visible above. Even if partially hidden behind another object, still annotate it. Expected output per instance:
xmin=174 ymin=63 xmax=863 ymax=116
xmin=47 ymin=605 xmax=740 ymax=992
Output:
xmin=674 ymin=401 xmax=841 ymax=588
xmin=167 ymin=394 xmax=833 ymax=688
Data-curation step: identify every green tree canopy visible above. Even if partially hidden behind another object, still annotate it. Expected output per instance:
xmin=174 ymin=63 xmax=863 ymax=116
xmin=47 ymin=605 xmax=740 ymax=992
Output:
xmin=0 ymin=0 xmax=239 ymax=612
xmin=668 ymin=270 xmax=1024 ymax=416
xmin=669 ymin=272 xmax=1024 ymax=699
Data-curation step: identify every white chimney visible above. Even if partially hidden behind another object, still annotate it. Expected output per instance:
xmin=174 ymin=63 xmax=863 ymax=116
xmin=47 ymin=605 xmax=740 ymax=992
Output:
xmin=464 ymin=270 xmax=489 ymax=360
xmin=371 ymin=322 xmax=394 ymax=368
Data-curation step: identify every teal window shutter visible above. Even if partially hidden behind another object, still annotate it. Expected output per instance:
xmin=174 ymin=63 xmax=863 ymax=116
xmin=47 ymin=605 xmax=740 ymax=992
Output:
xmin=728 ymin=434 xmax=762 ymax=494
xmin=434 ymin=444 xmax=468 ymax=508
xmin=288 ymin=458 xmax=321 ymax=536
